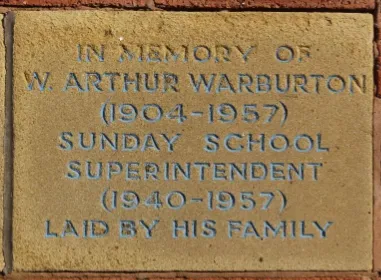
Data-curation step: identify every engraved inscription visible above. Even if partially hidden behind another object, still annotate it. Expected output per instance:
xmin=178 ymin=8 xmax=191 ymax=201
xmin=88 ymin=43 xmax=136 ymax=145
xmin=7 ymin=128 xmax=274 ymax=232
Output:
xmin=13 ymin=12 xmax=373 ymax=271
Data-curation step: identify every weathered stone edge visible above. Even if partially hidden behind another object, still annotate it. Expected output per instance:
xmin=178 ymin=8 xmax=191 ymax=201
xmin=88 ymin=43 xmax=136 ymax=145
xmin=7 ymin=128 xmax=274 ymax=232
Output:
xmin=1 ymin=276 xmax=377 ymax=279
xmin=0 ymin=0 xmax=375 ymax=9
xmin=376 ymin=1 xmax=381 ymax=99
xmin=374 ymin=0 xmax=381 ymax=274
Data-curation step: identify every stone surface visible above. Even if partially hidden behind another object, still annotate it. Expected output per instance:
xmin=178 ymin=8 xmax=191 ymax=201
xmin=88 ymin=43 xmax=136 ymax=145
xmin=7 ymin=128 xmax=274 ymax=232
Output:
xmin=375 ymin=98 xmax=381 ymax=269
xmin=0 ymin=0 xmax=375 ymax=9
xmin=0 ymin=0 xmax=147 ymax=7
xmin=12 ymin=11 xmax=373 ymax=272
xmin=5 ymin=272 xmax=372 ymax=280
xmin=154 ymin=0 xmax=376 ymax=9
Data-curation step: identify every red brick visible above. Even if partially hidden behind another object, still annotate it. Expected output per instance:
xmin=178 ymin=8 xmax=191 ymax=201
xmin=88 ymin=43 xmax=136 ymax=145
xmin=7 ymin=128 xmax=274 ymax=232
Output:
xmin=0 ymin=0 xmax=375 ymax=9
xmin=1 ymin=272 xmax=373 ymax=280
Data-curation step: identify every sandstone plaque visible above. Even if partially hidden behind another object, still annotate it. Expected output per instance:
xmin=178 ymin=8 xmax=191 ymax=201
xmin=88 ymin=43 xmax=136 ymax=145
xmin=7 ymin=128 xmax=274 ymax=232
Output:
xmin=13 ymin=11 xmax=373 ymax=271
